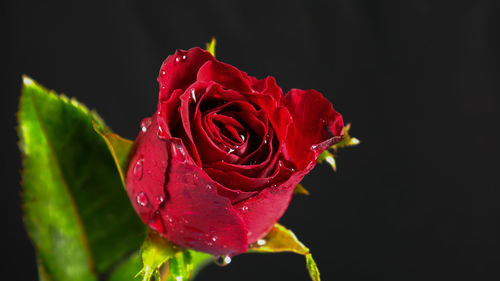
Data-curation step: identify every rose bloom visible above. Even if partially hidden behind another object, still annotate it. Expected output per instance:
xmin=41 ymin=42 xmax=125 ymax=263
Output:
xmin=126 ymin=47 xmax=343 ymax=257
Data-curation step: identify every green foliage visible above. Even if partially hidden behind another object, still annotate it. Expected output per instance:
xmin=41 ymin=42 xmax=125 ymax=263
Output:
xmin=18 ymin=76 xmax=145 ymax=281
xmin=249 ymin=224 xmax=321 ymax=281
xmin=205 ymin=37 xmax=216 ymax=57
xmin=93 ymin=122 xmax=133 ymax=187
xmin=293 ymin=183 xmax=310 ymax=195
xmin=138 ymin=231 xmax=211 ymax=281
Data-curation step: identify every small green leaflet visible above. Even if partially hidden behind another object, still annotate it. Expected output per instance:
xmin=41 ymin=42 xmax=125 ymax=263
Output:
xmin=138 ymin=231 xmax=211 ymax=281
xmin=293 ymin=183 xmax=310 ymax=195
xmin=205 ymin=37 xmax=216 ymax=57
xmin=18 ymin=76 xmax=145 ymax=281
xmin=249 ymin=224 xmax=321 ymax=281
xmin=318 ymin=123 xmax=360 ymax=172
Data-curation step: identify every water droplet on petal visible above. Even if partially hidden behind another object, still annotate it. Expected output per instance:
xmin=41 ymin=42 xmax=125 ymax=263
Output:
xmin=228 ymin=148 xmax=235 ymax=153
xmin=166 ymin=215 xmax=175 ymax=228
xmin=156 ymin=195 xmax=164 ymax=205
xmin=241 ymin=206 xmax=248 ymax=212
xmin=214 ymin=255 xmax=231 ymax=267
xmin=160 ymin=70 xmax=166 ymax=77
xmin=133 ymin=158 xmax=144 ymax=180
xmin=171 ymin=142 xmax=186 ymax=160
xmin=158 ymin=125 xmax=169 ymax=140
xmin=175 ymin=54 xmax=187 ymax=63
xmin=240 ymin=134 xmax=246 ymax=142
xmin=140 ymin=117 xmax=152 ymax=133
xmin=191 ymin=88 xmax=197 ymax=103
xmin=136 ymin=192 xmax=149 ymax=207
xmin=212 ymin=236 xmax=218 ymax=242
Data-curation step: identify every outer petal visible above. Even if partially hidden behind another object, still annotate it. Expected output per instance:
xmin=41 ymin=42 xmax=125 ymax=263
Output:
xmin=126 ymin=119 xmax=248 ymax=256
xmin=283 ymin=89 xmax=344 ymax=170
xmin=233 ymin=168 xmax=305 ymax=244
xmin=158 ymin=47 xmax=214 ymax=102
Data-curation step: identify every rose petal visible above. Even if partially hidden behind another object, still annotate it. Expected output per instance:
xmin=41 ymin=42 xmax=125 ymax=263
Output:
xmin=158 ymin=47 xmax=214 ymax=102
xmin=233 ymin=165 xmax=305 ymax=244
xmin=127 ymin=120 xmax=248 ymax=256
xmin=283 ymin=89 xmax=344 ymax=169
xmin=197 ymin=60 xmax=252 ymax=93
xmin=126 ymin=118 xmax=169 ymax=228
xmin=158 ymin=138 xmax=248 ymax=256
xmin=249 ymin=76 xmax=283 ymax=102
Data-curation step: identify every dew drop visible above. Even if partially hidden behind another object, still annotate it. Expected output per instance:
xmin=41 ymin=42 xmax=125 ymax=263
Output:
xmin=171 ymin=142 xmax=186 ymax=160
xmin=240 ymin=134 xmax=246 ymax=142
xmin=175 ymin=54 xmax=187 ymax=63
xmin=206 ymin=184 xmax=214 ymax=191
xmin=133 ymin=158 xmax=144 ymax=180
xmin=156 ymin=195 xmax=165 ymax=205
xmin=140 ymin=117 xmax=152 ymax=133
xmin=212 ymin=236 xmax=218 ymax=242
xmin=214 ymin=255 xmax=231 ymax=267
xmin=264 ymin=134 xmax=270 ymax=144
xmin=166 ymin=216 xmax=175 ymax=227
xmin=241 ymin=206 xmax=249 ymax=212
xmin=158 ymin=125 xmax=169 ymax=140
xmin=257 ymin=239 xmax=266 ymax=246
xmin=136 ymin=192 xmax=149 ymax=207
xmin=160 ymin=70 xmax=166 ymax=76
xmin=228 ymin=148 xmax=235 ymax=153
xmin=191 ymin=88 xmax=197 ymax=102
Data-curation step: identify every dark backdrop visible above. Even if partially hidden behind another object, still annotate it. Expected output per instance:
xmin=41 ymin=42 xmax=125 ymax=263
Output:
xmin=4 ymin=1 xmax=500 ymax=280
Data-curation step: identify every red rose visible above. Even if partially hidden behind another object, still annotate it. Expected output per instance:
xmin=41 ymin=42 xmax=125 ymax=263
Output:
xmin=125 ymin=47 xmax=343 ymax=257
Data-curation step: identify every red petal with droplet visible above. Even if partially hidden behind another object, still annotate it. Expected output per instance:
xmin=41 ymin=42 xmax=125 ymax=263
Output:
xmin=126 ymin=119 xmax=248 ymax=256
xmin=283 ymin=89 xmax=344 ymax=170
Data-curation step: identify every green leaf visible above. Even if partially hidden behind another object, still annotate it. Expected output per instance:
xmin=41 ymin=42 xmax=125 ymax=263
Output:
xmin=293 ymin=183 xmax=310 ymax=195
xmin=18 ymin=76 xmax=146 ymax=281
xmin=331 ymin=123 xmax=360 ymax=151
xmin=106 ymin=252 xmax=142 ymax=281
xmin=317 ymin=150 xmax=336 ymax=172
xmin=205 ymin=37 xmax=216 ymax=57
xmin=138 ymin=231 xmax=211 ymax=281
xmin=93 ymin=122 xmax=134 ymax=187
xmin=249 ymin=224 xmax=321 ymax=281
xmin=305 ymin=254 xmax=320 ymax=281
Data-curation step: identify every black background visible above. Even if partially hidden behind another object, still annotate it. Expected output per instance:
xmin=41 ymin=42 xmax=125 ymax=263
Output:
xmin=4 ymin=1 xmax=500 ymax=280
